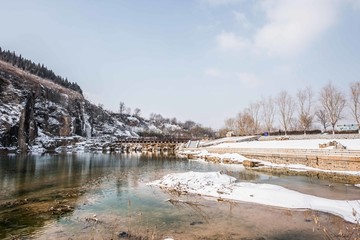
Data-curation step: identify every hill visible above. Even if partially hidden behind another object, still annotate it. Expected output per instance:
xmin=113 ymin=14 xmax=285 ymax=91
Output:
xmin=0 ymin=49 xmax=213 ymax=152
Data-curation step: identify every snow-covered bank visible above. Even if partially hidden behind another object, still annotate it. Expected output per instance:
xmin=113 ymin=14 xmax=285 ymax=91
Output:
xmin=255 ymin=159 xmax=360 ymax=177
xmin=195 ymin=150 xmax=247 ymax=163
xmin=149 ymin=171 xmax=360 ymax=224
xmin=210 ymin=138 xmax=360 ymax=150
xmin=180 ymin=137 xmax=360 ymax=173
xmin=180 ymin=149 xmax=360 ymax=177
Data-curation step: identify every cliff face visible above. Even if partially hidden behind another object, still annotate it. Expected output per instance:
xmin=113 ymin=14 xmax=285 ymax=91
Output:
xmin=0 ymin=60 xmax=136 ymax=151
xmin=0 ymin=57 xmax=206 ymax=152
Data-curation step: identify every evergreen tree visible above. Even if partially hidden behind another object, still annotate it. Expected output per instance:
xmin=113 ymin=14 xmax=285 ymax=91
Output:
xmin=0 ymin=47 xmax=83 ymax=95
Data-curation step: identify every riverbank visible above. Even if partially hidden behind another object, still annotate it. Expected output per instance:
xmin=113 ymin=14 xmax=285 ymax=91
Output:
xmin=2 ymin=152 xmax=360 ymax=239
xmin=178 ymin=137 xmax=360 ymax=184
xmin=149 ymin=171 xmax=360 ymax=224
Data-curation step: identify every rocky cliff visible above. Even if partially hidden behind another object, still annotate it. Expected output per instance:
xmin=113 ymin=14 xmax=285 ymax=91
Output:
xmin=0 ymin=60 xmax=143 ymax=152
xmin=0 ymin=52 xmax=214 ymax=153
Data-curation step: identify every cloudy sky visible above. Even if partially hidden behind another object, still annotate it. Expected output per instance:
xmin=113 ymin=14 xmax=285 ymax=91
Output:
xmin=1 ymin=0 xmax=360 ymax=128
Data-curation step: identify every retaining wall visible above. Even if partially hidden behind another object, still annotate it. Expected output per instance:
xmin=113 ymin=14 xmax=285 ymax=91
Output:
xmin=205 ymin=148 xmax=360 ymax=171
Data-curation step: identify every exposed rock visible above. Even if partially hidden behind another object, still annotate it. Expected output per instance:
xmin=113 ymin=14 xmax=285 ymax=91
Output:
xmin=243 ymin=160 xmax=260 ymax=168
xmin=0 ymin=61 xmax=128 ymax=150
xmin=118 ymin=231 xmax=129 ymax=238
xmin=319 ymin=140 xmax=347 ymax=150
xmin=0 ymin=60 xmax=190 ymax=152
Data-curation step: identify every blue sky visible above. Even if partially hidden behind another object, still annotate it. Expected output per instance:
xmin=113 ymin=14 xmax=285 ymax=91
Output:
xmin=1 ymin=0 xmax=360 ymax=128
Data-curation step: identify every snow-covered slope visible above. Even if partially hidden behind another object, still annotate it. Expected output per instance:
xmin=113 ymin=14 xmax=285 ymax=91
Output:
xmin=0 ymin=60 xmax=189 ymax=152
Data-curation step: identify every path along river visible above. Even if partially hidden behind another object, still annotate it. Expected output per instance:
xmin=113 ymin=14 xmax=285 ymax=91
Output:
xmin=0 ymin=152 xmax=359 ymax=239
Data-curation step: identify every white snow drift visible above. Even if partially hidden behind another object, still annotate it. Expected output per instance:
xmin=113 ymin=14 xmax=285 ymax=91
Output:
xmin=149 ymin=171 xmax=360 ymax=224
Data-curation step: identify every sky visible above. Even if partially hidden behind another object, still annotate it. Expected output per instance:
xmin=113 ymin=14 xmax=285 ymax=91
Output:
xmin=1 ymin=0 xmax=360 ymax=129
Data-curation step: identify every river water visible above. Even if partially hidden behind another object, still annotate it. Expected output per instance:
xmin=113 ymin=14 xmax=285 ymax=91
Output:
xmin=0 ymin=152 xmax=359 ymax=239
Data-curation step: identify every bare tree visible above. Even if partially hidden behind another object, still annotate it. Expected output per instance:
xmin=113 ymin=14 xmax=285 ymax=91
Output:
xmin=125 ymin=107 xmax=131 ymax=115
xmin=170 ymin=117 xmax=177 ymax=125
xmin=315 ymin=109 xmax=329 ymax=133
xmin=224 ymin=117 xmax=237 ymax=134
xmin=247 ymin=101 xmax=261 ymax=134
xmin=133 ymin=108 xmax=141 ymax=117
xmin=297 ymin=87 xmax=314 ymax=135
xmin=184 ymin=120 xmax=196 ymax=130
xmin=319 ymin=82 xmax=346 ymax=134
xmin=150 ymin=113 xmax=164 ymax=124
xmin=119 ymin=102 xmax=126 ymax=114
xmin=261 ymin=96 xmax=275 ymax=135
xmin=350 ymin=82 xmax=360 ymax=134
xmin=277 ymin=91 xmax=295 ymax=135
xmin=236 ymin=111 xmax=254 ymax=136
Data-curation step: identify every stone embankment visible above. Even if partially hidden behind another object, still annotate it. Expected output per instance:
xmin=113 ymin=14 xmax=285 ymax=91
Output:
xmin=51 ymin=138 xmax=186 ymax=154
xmin=183 ymin=137 xmax=360 ymax=172
xmin=206 ymin=147 xmax=360 ymax=171
xmin=182 ymin=144 xmax=360 ymax=183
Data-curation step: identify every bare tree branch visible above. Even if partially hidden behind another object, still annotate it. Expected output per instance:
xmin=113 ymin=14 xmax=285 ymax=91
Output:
xmin=319 ymin=82 xmax=346 ymax=134
xmin=315 ymin=109 xmax=329 ymax=132
xmin=261 ymin=96 xmax=275 ymax=135
xmin=350 ymin=82 xmax=360 ymax=134
xmin=277 ymin=91 xmax=295 ymax=135
xmin=248 ymin=101 xmax=261 ymax=134
xmin=297 ymin=87 xmax=314 ymax=135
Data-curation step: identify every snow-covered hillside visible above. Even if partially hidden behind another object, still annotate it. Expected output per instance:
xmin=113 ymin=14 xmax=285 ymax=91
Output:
xmin=0 ymin=60 xmax=190 ymax=152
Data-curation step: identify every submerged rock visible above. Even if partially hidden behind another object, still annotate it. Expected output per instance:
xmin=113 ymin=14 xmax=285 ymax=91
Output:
xmin=118 ymin=231 xmax=129 ymax=238
xmin=190 ymin=221 xmax=204 ymax=225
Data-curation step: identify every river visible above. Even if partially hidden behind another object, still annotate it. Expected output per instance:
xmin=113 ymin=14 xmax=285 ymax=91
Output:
xmin=0 ymin=152 xmax=359 ymax=239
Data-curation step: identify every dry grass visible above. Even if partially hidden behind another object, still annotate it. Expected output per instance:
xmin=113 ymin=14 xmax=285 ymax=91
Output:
xmin=0 ymin=60 xmax=83 ymax=100
xmin=313 ymin=211 xmax=360 ymax=240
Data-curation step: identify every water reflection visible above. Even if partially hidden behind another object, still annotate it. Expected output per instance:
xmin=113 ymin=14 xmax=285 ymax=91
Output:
xmin=0 ymin=152 xmax=359 ymax=239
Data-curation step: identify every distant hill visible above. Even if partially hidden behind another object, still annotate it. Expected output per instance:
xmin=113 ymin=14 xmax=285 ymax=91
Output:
xmin=0 ymin=47 xmax=82 ymax=94
xmin=0 ymin=48 xmax=213 ymax=152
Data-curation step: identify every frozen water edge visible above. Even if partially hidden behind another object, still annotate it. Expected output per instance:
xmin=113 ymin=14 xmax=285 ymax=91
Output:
xmin=148 ymin=171 xmax=360 ymax=224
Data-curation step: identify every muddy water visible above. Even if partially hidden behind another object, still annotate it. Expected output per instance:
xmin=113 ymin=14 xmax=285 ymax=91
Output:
xmin=0 ymin=152 xmax=359 ymax=239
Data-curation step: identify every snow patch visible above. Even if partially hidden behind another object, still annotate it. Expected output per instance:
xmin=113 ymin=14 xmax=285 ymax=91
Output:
xmin=127 ymin=116 xmax=140 ymax=122
xmin=211 ymin=139 xmax=360 ymax=150
xmin=149 ymin=171 xmax=360 ymax=223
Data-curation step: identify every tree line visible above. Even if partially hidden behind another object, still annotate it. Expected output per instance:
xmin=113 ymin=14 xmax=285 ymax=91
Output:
xmin=118 ymin=101 xmax=215 ymax=139
xmin=221 ymin=82 xmax=360 ymax=136
xmin=0 ymin=47 xmax=82 ymax=94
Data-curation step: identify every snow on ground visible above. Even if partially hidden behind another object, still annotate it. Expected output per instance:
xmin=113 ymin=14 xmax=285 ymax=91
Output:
xmin=163 ymin=123 xmax=181 ymax=130
xmin=149 ymin=171 xmax=360 ymax=223
xmin=200 ymin=136 xmax=258 ymax=147
xmin=195 ymin=150 xmax=247 ymax=163
xmin=255 ymin=159 xmax=360 ymax=177
xmin=210 ymin=139 xmax=360 ymax=150
xmin=147 ymin=124 xmax=162 ymax=133
xmin=181 ymin=149 xmax=360 ymax=176
xmin=0 ymin=103 xmax=23 ymax=133
xmin=127 ymin=116 xmax=140 ymax=122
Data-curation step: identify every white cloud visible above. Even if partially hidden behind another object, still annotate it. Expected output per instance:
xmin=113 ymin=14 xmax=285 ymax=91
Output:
xmin=232 ymin=11 xmax=251 ymax=28
xmin=204 ymin=68 xmax=222 ymax=77
xmin=254 ymin=0 xmax=339 ymax=57
xmin=237 ymin=72 xmax=262 ymax=88
xmin=201 ymin=0 xmax=243 ymax=6
xmin=215 ymin=0 xmax=341 ymax=57
xmin=216 ymin=32 xmax=249 ymax=52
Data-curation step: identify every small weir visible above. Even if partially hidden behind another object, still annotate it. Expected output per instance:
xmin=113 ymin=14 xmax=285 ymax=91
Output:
xmin=106 ymin=138 xmax=189 ymax=153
